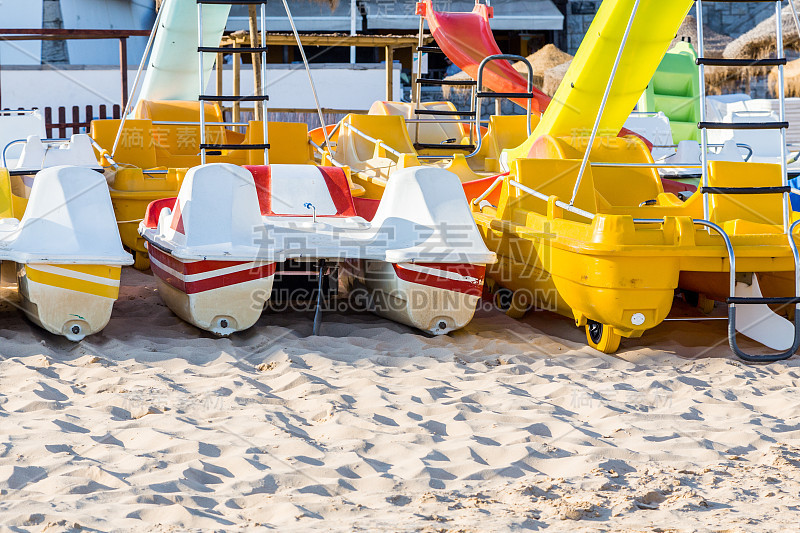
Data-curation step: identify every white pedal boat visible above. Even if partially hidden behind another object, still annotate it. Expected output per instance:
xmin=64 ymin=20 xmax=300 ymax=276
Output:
xmin=139 ymin=163 xmax=496 ymax=335
xmin=0 ymin=166 xmax=133 ymax=340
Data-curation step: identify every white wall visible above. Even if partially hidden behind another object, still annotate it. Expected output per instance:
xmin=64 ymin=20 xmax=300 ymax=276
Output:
xmin=0 ymin=0 xmax=43 ymax=66
xmin=0 ymin=64 xmax=401 ymax=112
xmin=60 ymin=0 xmax=156 ymax=66
xmin=217 ymin=65 xmax=402 ymax=110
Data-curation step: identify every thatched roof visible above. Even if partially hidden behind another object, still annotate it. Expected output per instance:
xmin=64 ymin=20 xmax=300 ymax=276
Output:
xmin=771 ymin=57 xmax=800 ymax=97
xmin=512 ymin=44 xmax=572 ymax=88
xmin=543 ymin=60 xmax=571 ymax=97
xmin=725 ymin=1 xmax=800 ymax=60
xmin=442 ymin=70 xmax=473 ymax=98
xmin=672 ymin=15 xmax=732 ymax=58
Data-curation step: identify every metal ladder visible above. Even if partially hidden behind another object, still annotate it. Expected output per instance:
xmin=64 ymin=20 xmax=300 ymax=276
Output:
xmin=413 ymin=3 xmax=478 ymax=153
xmin=468 ymin=54 xmax=535 ymax=158
xmin=696 ymin=0 xmax=800 ymax=362
xmin=196 ymin=0 xmax=270 ymax=165
xmin=412 ymin=1 xmax=536 ymax=157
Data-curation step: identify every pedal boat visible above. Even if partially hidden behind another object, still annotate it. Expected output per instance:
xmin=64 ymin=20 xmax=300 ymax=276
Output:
xmin=0 ymin=165 xmax=133 ymax=340
xmin=139 ymin=163 xmax=495 ymax=336
xmin=471 ymin=133 xmax=800 ymax=362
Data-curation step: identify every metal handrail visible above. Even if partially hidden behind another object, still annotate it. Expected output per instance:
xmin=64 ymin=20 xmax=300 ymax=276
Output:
xmin=89 ymin=138 xmax=119 ymax=170
xmin=632 ymin=216 xmax=800 ymax=362
xmin=2 ymin=139 xmax=26 ymax=168
xmin=468 ymin=54 xmax=534 ymax=160
xmin=471 ymin=176 xmax=505 ymax=206
xmin=406 ymin=118 xmax=491 ymax=124
xmin=509 ymin=180 xmax=595 ymax=221
xmin=652 ymin=142 xmax=754 ymax=162
xmin=569 ymin=0 xmax=641 ymax=207
xmin=0 ymin=109 xmax=39 ymax=115
xmin=592 ymin=162 xmax=702 ymax=169
xmin=341 ymin=122 xmax=404 ymax=158
xmin=152 ymin=121 xmax=252 ymax=127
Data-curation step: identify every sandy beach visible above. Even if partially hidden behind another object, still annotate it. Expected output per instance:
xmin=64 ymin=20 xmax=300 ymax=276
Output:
xmin=1 ymin=268 xmax=800 ymax=532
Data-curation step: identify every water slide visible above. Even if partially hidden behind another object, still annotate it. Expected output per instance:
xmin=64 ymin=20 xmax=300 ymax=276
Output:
xmin=137 ymin=0 xmax=231 ymax=103
xmin=418 ymin=0 xmax=551 ymax=114
xmin=506 ymin=0 xmax=694 ymax=162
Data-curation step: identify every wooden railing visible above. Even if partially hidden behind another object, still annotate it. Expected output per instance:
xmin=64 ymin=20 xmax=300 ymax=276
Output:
xmin=43 ymin=105 xmax=121 ymax=138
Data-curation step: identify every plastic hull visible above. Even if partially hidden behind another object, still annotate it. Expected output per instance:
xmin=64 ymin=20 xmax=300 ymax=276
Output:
xmin=350 ymin=260 xmax=485 ymax=335
xmin=15 ymin=263 xmax=121 ymax=341
xmin=148 ymin=246 xmax=275 ymax=335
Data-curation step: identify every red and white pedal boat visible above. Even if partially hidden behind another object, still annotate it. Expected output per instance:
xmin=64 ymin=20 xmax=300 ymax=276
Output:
xmin=139 ymin=163 xmax=495 ymax=335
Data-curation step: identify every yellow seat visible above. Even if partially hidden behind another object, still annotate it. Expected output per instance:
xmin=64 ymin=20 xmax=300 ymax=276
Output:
xmin=530 ymin=134 xmax=664 ymax=209
xmin=369 ymin=100 xmax=468 ymax=149
xmin=508 ymin=158 xmax=598 ymax=223
xmin=0 ymin=168 xmax=12 ymax=219
xmin=134 ymin=100 xmax=232 ymax=156
xmin=478 ymin=114 xmax=539 ymax=173
xmin=708 ymin=160 xmax=785 ymax=230
xmin=91 ymin=119 xmax=159 ymax=170
xmin=244 ymin=121 xmax=314 ymax=165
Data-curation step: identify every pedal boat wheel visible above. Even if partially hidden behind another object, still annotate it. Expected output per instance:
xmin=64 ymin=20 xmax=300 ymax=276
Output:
xmin=586 ymin=320 xmax=622 ymax=354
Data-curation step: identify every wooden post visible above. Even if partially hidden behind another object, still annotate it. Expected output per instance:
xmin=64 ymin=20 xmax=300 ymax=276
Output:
xmin=248 ymin=5 xmax=262 ymax=122
xmin=119 ymin=37 xmax=129 ymax=109
xmin=233 ymin=41 xmax=241 ymax=131
xmin=216 ymin=52 xmax=224 ymax=101
xmin=385 ymin=46 xmax=394 ymax=101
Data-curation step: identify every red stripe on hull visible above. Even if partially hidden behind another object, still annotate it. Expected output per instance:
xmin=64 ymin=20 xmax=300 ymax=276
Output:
xmin=148 ymin=246 xmax=252 ymax=276
xmin=150 ymin=249 xmax=276 ymax=295
xmin=393 ymin=263 xmax=486 ymax=297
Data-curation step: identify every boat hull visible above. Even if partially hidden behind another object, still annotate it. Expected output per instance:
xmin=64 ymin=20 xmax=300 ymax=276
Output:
xmin=15 ymin=263 xmax=121 ymax=341
xmin=147 ymin=246 xmax=275 ymax=335
xmin=350 ymin=260 xmax=485 ymax=335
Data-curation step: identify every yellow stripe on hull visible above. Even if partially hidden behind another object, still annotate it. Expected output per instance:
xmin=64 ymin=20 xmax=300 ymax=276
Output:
xmin=25 ymin=265 xmax=121 ymax=300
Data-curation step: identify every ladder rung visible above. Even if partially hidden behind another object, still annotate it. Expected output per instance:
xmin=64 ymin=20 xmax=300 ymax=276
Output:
xmin=696 ymin=57 xmax=787 ymax=67
xmin=702 ymin=186 xmax=791 ymax=195
xmin=201 ymin=144 xmax=270 ymax=150
xmin=416 ymin=78 xmax=476 ymax=87
xmin=198 ymin=46 xmax=268 ymax=54
xmin=417 ymin=46 xmax=443 ymax=53
xmin=728 ymin=296 xmax=800 ymax=305
xmin=698 ymin=121 xmax=789 ymax=130
xmin=414 ymin=109 xmax=476 ymax=117
xmin=477 ymin=92 xmax=537 ymax=99
xmin=199 ymin=95 xmax=269 ymax=102
xmin=414 ymin=143 xmax=476 ymax=151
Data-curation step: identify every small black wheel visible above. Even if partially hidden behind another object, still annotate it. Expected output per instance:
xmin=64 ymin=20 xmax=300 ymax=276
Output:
xmin=585 ymin=320 xmax=621 ymax=354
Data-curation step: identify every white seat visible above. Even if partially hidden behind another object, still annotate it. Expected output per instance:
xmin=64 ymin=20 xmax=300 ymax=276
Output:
xmin=14 ymin=134 xmax=101 ymax=173
xmin=0 ymin=111 xmax=46 ymax=168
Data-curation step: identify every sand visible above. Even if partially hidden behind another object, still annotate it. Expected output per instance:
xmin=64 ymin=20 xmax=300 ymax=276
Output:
xmin=1 ymin=268 xmax=800 ymax=532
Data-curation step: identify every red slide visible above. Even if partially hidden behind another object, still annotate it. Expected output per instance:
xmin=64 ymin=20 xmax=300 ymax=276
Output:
xmin=417 ymin=1 xmax=650 ymax=149
xmin=417 ymin=0 xmax=551 ymax=115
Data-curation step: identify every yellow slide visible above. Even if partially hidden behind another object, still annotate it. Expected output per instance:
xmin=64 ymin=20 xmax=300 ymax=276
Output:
xmin=506 ymin=0 xmax=693 ymax=163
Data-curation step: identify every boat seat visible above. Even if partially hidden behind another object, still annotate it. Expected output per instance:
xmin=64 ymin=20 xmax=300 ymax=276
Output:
xmin=134 ymin=100 xmax=235 ymax=157
xmin=369 ymin=101 xmax=467 ymax=147
xmin=91 ymin=119 xmax=159 ymax=170
xmin=707 ymin=160 xmax=785 ymax=229
xmin=243 ymin=121 xmax=314 ymax=165
xmin=479 ymin=114 xmax=539 ymax=172
xmin=245 ymin=165 xmax=356 ymax=217
xmin=532 ymin=134 xmax=664 ymax=209
xmin=509 ymin=158 xmax=599 ymax=222
xmin=14 ymin=134 xmax=101 ymax=172
xmin=334 ymin=114 xmax=416 ymax=166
